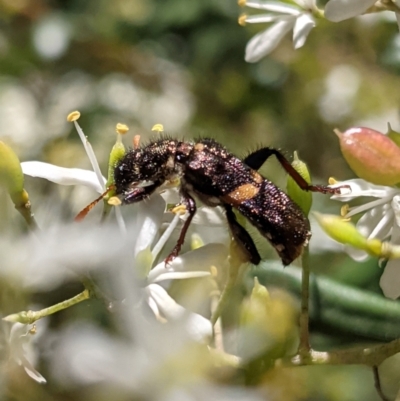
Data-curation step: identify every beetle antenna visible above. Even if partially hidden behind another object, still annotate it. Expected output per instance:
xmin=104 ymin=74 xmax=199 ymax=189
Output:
xmin=75 ymin=185 xmax=115 ymax=222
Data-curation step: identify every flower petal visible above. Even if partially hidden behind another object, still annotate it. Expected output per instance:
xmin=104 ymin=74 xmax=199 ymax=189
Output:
xmin=245 ymin=1 xmax=301 ymax=15
xmin=8 ymin=323 xmax=47 ymax=384
xmin=295 ymin=0 xmax=316 ymax=9
xmin=293 ymin=13 xmax=315 ymax=49
xmin=148 ymin=243 xmax=228 ymax=283
xmin=133 ymin=194 xmax=166 ymax=257
xmin=146 ymin=284 xmax=212 ymax=341
xmin=21 ymin=161 xmax=106 ymax=194
xmin=245 ymin=14 xmax=286 ymax=24
xmin=344 ymin=246 xmax=369 ymax=262
xmin=21 ymin=356 xmax=47 ymax=384
xmin=151 ymin=270 xmax=210 ymax=283
xmin=380 ymin=225 xmax=400 ymax=299
xmin=355 ymin=204 xmax=392 ymax=239
xmin=330 ymin=179 xmax=397 ymax=201
xmin=73 ymin=120 xmax=105 ymax=190
xmin=392 ymin=195 xmax=400 ymax=227
xmin=245 ymin=19 xmax=295 ymax=62
xmin=324 ymin=0 xmax=376 ymax=22
xmin=192 ymin=206 xmax=227 ymax=226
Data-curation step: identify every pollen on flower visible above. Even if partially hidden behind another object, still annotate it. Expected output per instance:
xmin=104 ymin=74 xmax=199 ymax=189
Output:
xmin=167 ymin=177 xmax=180 ymax=187
xmin=152 ymin=123 xmax=164 ymax=133
xmin=191 ymin=233 xmax=204 ymax=250
xmin=116 ymin=123 xmax=129 ymax=135
xmin=238 ymin=14 xmax=247 ymax=26
xmin=210 ymin=265 xmax=218 ymax=278
xmin=238 ymin=0 xmax=246 ymax=7
xmin=67 ymin=111 xmax=81 ymax=122
xmin=171 ymin=204 xmax=187 ymax=215
xmin=328 ymin=177 xmax=339 ymax=185
xmin=340 ymin=204 xmax=350 ymax=217
xmin=108 ymin=196 xmax=122 ymax=206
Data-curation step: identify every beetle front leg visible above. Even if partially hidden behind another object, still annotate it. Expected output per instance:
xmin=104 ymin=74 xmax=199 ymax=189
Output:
xmin=165 ymin=191 xmax=197 ymax=265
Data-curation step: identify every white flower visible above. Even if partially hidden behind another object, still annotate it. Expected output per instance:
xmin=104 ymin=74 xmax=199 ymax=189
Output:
xmin=324 ymin=0 xmax=376 ymax=22
xmin=240 ymin=0 xmax=317 ymax=62
xmin=132 ymin=196 xmax=228 ymax=341
xmin=325 ymin=0 xmax=400 ymax=32
xmin=330 ymin=178 xmax=400 ymax=299
xmin=2 ymin=322 xmax=46 ymax=384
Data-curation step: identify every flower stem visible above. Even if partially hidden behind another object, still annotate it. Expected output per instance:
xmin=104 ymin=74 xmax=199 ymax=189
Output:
xmin=210 ymin=259 xmax=241 ymax=326
xmin=3 ymin=289 xmax=91 ymax=324
xmin=280 ymin=337 xmax=400 ymax=368
xmin=298 ymin=246 xmax=310 ymax=357
xmin=15 ymin=200 xmax=39 ymax=231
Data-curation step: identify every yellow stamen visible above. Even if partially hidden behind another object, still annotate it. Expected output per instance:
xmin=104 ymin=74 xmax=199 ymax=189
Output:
xmin=210 ymin=265 xmax=218 ymax=278
xmin=191 ymin=233 xmax=204 ymax=250
xmin=67 ymin=111 xmax=81 ymax=122
xmin=328 ymin=177 xmax=338 ymax=185
xmin=340 ymin=204 xmax=350 ymax=217
xmin=108 ymin=196 xmax=122 ymax=206
xmin=116 ymin=123 xmax=129 ymax=135
xmin=238 ymin=14 xmax=247 ymax=26
xmin=238 ymin=0 xmax=246 ymax=6
xmin=152 ymin=123 xmax=164 ymax=133
xmin=171 ymin=204 xmax=187 ymax=215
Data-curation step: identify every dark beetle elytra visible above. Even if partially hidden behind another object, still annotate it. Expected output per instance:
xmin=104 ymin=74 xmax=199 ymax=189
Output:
xmin=112 ymin=138 xmax=341 ymax=266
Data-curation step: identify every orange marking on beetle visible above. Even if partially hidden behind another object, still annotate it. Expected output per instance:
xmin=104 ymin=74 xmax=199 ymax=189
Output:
xmin=222 ymin=183 xmax=260 ymax=206
xmin=251 ymin=170 xmax=263 ymax=184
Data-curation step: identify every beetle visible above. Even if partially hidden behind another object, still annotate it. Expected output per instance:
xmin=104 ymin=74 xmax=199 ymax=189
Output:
xmin=111 ymin=137 xmax=342 ymax=266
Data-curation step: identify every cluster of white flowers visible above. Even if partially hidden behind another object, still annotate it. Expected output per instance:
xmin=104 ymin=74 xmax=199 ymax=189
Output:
xmin=330 ymin=178 xmax=400 ymax=299
xmin=1 ymin=116 xmax=232 ymax=388
xmin=240 ymin=0 xmax=400 ymax=62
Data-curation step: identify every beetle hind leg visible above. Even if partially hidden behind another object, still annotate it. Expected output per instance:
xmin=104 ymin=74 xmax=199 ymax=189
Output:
xmin=224 ymin=205 xmax=261 ymax=265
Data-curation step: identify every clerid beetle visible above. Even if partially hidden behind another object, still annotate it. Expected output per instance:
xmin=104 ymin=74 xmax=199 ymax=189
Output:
xmin=112 ymin=138 xmax=342 ymax=266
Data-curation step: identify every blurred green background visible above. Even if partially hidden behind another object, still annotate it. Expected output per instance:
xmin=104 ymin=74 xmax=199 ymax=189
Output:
xmin=1 ymin=0 xmax=400 ymax=400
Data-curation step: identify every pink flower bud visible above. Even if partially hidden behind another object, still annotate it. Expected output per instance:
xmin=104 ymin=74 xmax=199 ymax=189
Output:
xmin=336 ymin=127 xmax=400 ymax=186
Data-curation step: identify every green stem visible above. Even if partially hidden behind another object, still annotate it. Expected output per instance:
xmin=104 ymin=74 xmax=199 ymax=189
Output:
xmin=211 ymin=259 xmax=242 ymax=326
xmin=3 ymin=289 xmax=91 ymax=324
xmin=299 ymin=247 xmax=310 ymax=356
xmin=250 ymin=262 xmax=400 ymax=341
xmin=15 ymin=200 xmax=39 ymax=231
xmin=101 ymin=200 xmax=113 ymax=223
xmin=279 ymin=337 xmax=400 ymax=368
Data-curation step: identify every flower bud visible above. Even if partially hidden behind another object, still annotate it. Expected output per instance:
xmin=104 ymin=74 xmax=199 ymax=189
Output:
xmin=286 ymin=152 xmax=312 ymax=215
xmin=3 ymin=311 xmax=30 ymax=324
xmin=335 ymin=127 xmax=400 ymax=185
xmin=314 ymin=212 xmax=369 ymax=249
xmin=106 ymin=125 xmax=127 ymax=190
xmin=0 ymin=141 xmax=28 ymax=207
xmin=239 ymin=279 xmax=298 ymax=362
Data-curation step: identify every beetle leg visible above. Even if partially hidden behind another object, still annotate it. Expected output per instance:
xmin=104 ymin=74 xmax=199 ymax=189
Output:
xmin=244 ymin=147 xmax=344 ymax=195
xmin=224 ymin=205 xmax=261 ymax=265
xmin=165 ymin=191 xmax=197 ymax=265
